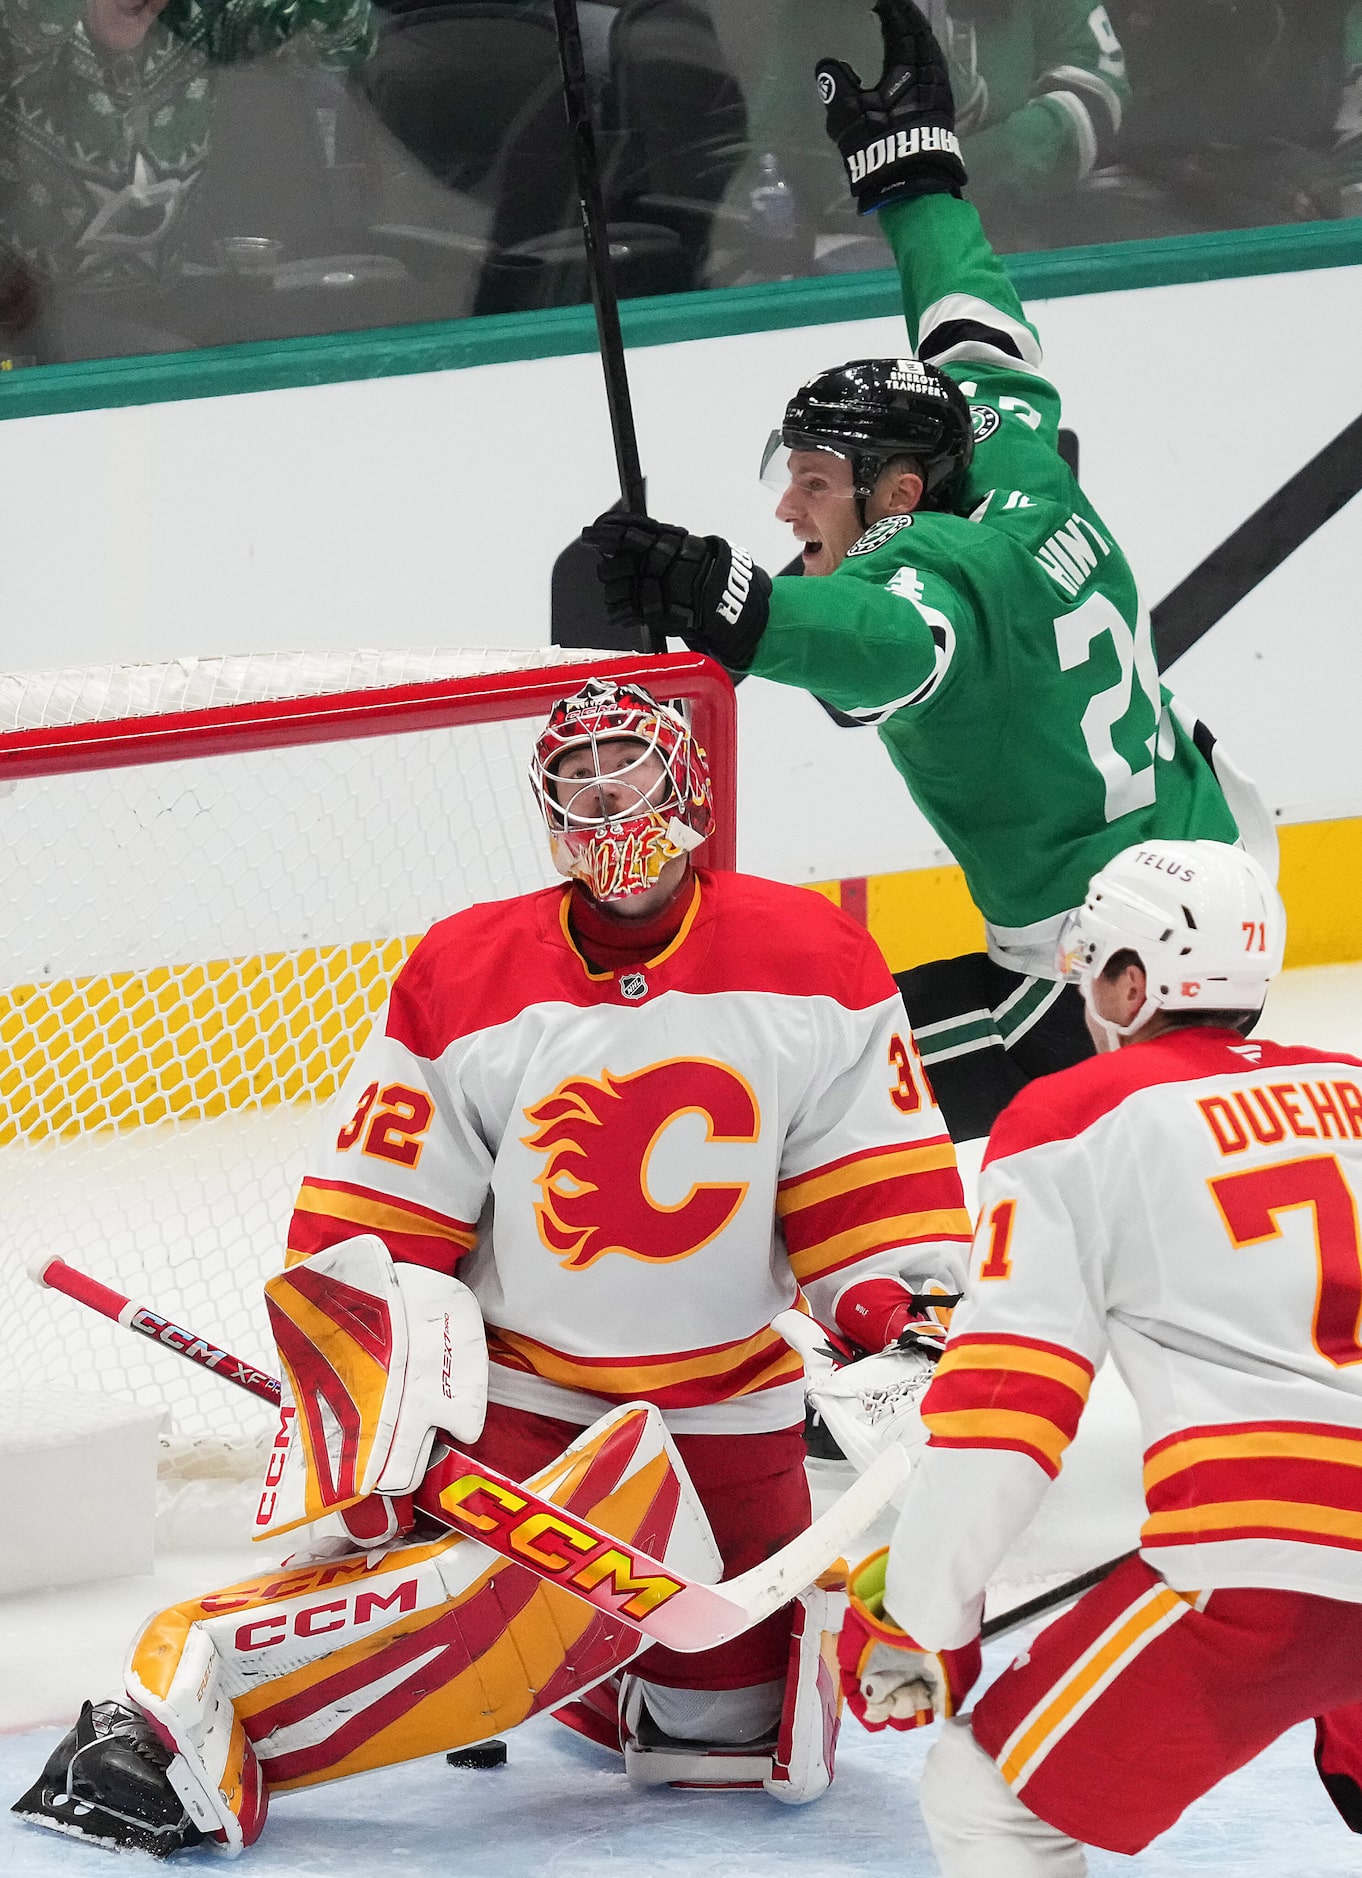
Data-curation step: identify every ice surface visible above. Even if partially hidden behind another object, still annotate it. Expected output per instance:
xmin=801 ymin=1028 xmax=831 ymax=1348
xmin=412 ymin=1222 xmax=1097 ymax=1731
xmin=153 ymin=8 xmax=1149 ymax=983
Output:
xmin=1 ymin=1645 xmax=1354 ymax=1876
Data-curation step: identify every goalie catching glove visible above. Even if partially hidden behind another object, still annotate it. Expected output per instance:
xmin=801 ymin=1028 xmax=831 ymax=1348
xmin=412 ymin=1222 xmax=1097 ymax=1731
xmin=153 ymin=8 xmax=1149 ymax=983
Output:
xmin=838 ymin=1548 xmax=980 ymax=1731
xmin=581 ymin=512 xmax=772 ymax=672
xmin=260 ymin=1233 xmax=487 ymax=1542
xmin=781 ymin=1276 xmax=957 ymax=1476
xmin=816 ymin=0 xmax=967 ymax=216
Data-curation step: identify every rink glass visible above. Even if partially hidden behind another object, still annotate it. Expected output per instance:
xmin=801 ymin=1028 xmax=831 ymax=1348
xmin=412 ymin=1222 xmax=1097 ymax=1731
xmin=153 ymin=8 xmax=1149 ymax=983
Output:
xmin=0 ymin=0 xmax=1357 ymax=369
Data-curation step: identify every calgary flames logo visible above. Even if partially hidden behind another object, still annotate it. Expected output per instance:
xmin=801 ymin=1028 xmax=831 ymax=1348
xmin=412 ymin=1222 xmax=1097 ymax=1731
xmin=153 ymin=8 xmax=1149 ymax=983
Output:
xmin=522 ymin=1058 xmax=760 ymax=1270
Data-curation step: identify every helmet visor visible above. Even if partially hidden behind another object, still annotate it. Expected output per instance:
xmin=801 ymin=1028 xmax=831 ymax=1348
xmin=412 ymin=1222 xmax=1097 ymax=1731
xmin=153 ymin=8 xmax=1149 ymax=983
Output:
xmin=759 ymin=430 xmax=857 ymax=493
xmin=759 ymin=430 xmax=789 ymax=491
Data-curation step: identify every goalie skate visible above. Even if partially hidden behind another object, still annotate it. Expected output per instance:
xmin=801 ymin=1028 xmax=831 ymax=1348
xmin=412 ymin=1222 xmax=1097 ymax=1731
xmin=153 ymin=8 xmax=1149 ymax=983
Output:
xmin=11 ymin=1700 xmax=204 ymax=1859
xmin=620 ymin=1678 xmax=777 ymax=1792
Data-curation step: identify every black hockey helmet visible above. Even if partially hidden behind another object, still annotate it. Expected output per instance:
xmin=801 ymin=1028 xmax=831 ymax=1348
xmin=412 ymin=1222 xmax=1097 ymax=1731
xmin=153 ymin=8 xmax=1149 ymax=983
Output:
xmin=762 ymin=358 xmax=974 ymax=509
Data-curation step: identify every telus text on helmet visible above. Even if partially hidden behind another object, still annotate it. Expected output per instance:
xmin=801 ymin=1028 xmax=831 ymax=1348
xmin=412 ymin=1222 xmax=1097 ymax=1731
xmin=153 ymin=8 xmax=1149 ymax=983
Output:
xmin=1131 ymin=850 xmax=1197 ymax=883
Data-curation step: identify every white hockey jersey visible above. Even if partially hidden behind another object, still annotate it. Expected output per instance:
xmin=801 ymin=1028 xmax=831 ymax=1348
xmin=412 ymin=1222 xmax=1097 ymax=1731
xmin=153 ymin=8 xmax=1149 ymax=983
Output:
xmin=287 ymin=869 xmax=970 ymax=1435
xmin=887 ymin=1025 xmax=1362 ymax=1648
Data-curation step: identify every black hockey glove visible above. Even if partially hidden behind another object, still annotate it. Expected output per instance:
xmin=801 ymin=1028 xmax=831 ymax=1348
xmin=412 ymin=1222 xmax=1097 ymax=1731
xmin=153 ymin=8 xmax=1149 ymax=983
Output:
xmin=581 ymin=512 xmax=772 ymax=672
xmin=816 ymin=0 xmax=966 ymax=216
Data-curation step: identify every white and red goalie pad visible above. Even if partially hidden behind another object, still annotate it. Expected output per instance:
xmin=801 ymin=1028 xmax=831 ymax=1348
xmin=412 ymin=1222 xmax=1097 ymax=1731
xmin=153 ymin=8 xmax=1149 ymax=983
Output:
xmin=261 ymin=1235 xmax=487 ymax=1536
xmin=127 ymin=1403 xmax=722 ymax=1845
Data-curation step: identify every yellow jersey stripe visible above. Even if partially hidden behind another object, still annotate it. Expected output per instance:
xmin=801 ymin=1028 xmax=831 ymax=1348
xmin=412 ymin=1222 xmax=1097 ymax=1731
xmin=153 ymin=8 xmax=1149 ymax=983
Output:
xmin=934 ymin=1341 xmax=1094 ymax=1398
xmin=923 ymin=1406 xmax=1072 ymax=1471
xmin=489 ymin=1325 xmax=802 ymax=1396
xmin=786 ymin=1207 xmax=972 ymax=1280
xmin=1144 ymin=1429 xmax=1362 ymax=1491
xmin=294 ymin=1182 xmax=477 ymax=1247
xmin=1142 ymin=1498 xmax=1362 ymax=1543
xmin=778 ymin=1141 xmax=959 ymax=1214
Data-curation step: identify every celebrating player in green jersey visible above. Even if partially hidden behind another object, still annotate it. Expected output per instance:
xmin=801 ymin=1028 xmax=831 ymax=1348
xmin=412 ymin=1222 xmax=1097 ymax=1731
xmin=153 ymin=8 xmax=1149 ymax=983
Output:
xmin=584 ymin=0 xmax=1271 ymax=1143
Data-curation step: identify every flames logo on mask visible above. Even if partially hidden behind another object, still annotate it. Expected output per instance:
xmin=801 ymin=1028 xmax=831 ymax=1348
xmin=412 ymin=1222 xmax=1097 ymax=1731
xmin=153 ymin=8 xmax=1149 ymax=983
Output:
xmin=561 ymin=813 xmax=683 ymax=904
xmin=522 ymin=1058 xmax=759 ymax=1270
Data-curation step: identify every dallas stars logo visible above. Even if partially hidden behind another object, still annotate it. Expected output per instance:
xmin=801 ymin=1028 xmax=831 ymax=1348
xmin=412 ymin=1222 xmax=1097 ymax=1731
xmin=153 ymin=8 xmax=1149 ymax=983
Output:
xmin=77 ymin=152 xmax=197 ymax=272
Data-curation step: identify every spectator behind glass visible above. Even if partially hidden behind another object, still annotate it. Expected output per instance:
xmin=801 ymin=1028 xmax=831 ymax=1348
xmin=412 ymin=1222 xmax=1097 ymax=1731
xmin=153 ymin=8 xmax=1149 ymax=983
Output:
xmin=1338 ymin=3 xmax=1362 ymax=212
xmin=725 ymin=0 xmax=1130 ymax=265
xmin=0 ymin=0 xmax=375 ymax=362
xmin=1105 ymin=1 xmax=1354 ymax=236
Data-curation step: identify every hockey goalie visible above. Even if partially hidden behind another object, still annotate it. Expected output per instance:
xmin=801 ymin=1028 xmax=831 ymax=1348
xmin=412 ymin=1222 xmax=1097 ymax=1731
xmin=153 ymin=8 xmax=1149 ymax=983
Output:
xmin=13 ymin=677 xmax=970 ymax=1856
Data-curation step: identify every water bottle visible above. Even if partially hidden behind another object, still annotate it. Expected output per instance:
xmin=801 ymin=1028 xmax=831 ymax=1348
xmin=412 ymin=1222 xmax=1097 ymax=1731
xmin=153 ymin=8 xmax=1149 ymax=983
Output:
xmin=748 ymin=152 xmax=802 ymax=282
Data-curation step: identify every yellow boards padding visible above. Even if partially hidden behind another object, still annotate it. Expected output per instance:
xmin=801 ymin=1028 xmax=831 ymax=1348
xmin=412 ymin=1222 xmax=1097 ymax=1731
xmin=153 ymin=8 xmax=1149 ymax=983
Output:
xmin=812 ymin=816 xmax=1362 ymax=978
xmin=0 ymin=938 xmax=416 ymax=1144
xmin=5 ymin=818 xmax=1356 ymax=1147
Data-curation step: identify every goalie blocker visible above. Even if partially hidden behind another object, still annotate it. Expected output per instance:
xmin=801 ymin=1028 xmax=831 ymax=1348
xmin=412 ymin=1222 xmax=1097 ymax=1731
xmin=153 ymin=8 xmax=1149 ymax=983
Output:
xmin=259 ymin=1233 xmax=488 ymax=1547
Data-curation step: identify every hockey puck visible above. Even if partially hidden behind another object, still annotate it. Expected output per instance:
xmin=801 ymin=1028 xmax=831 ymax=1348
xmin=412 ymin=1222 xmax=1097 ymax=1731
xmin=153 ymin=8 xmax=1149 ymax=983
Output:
xmin=446 ymin=1739 xmax=507 ymax=1770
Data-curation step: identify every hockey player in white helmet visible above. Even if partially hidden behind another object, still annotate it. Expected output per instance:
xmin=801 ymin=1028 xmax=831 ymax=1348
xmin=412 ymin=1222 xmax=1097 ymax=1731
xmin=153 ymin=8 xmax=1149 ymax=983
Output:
xmin=836 ymin=838 xmax=1362 ymax=1873
xmin=13 ymin=676 xmax=971 ymax=1856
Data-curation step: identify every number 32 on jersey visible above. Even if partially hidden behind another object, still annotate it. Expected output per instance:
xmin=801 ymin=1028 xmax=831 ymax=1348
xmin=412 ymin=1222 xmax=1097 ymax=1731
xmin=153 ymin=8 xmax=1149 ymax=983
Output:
xmin=336 ymin=1080 xmax=434 ymax=1167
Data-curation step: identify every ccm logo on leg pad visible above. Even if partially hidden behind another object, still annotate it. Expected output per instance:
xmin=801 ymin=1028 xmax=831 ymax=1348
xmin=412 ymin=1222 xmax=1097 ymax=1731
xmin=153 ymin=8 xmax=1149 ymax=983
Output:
xmin=234 ymin=1577 xmax=419 ymax=1651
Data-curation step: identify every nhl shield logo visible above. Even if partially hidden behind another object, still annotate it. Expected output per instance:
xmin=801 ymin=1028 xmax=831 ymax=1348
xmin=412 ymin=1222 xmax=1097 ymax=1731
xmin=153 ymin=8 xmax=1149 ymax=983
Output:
xmin=619 ymin=972 xmax=648 ymax=1001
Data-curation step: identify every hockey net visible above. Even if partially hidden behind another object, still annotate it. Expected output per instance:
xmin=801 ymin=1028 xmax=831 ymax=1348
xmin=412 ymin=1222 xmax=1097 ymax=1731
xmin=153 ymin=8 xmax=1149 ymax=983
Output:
xmin=0 ymin=647 xmax=735 ymax=1478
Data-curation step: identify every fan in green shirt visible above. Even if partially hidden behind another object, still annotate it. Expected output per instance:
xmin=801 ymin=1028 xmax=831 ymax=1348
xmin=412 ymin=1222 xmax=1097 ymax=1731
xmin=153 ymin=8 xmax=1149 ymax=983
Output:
xmin=584 ymin=0 xmax=1272 ymax=1143
xmin=0 ymin=0 xmax=374 ymax=323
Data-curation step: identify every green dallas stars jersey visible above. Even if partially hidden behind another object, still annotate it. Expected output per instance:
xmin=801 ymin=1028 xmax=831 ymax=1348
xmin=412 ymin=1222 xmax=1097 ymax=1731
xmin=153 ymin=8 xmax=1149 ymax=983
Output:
xmin=748 ymin=190 xmax=1252 ymax=977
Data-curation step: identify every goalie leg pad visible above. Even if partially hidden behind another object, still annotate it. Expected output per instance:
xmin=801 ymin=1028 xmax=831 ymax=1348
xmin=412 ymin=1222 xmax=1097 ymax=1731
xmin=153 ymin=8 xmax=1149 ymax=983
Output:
xmin=129 ymin=1404 xmax=711 ymax=1802
xmin=260 ymin=1234 xmax=487 ymax=1537
xmin=765 ymin=1581 xmax=844 ymax=1805
xmin=125 ymin=1614 xmax=268 ymax=1851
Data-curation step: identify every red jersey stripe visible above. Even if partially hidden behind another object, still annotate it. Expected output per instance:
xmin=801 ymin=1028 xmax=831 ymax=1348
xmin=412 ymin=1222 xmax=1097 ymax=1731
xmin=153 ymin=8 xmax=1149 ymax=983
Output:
xmin=386 ymin=870 xmax=901 ymax=1059
xmin=485 ymin=1322 xmax=802 ymax=1409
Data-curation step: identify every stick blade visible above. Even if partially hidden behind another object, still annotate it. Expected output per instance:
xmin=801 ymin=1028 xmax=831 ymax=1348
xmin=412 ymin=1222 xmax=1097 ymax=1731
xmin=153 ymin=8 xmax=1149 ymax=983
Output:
xmin=551 ymin=535 xmax=646 ymax=655
xmin=720 ymin=1442 xmax=911 ymax=1630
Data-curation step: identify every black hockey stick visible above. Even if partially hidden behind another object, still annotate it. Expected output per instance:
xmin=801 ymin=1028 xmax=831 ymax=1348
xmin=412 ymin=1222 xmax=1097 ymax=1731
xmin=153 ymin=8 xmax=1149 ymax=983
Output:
xmin=1154 ymin=407 xmax=1362 ymax=670
xmin=549 ymin=0 xmax=663 ymax=656
xmin=980 ymin=1549 xmax=1137 ymax=1643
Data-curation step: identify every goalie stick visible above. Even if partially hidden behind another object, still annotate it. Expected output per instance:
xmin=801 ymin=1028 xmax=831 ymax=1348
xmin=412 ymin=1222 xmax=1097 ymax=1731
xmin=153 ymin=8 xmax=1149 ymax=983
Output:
xmin=31 ymin=1254 xmax=907 ymax=1653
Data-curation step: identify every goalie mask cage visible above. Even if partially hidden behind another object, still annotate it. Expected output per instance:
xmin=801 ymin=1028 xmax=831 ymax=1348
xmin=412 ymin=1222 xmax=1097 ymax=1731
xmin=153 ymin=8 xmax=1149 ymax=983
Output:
xmin=0 ymin=648 xmax=735 ymax=1457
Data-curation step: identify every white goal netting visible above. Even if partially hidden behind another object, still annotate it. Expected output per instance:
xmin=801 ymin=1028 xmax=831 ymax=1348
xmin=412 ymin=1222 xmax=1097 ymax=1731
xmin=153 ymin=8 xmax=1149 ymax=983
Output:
xmin=0 ymin=646 xmax=690 ymax=1458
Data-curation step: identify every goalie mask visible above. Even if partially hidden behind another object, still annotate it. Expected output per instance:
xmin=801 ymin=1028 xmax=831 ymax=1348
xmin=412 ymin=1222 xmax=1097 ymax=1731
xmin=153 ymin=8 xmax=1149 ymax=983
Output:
xmin=530 ymin=678 xmax=713 ymax=903
xmin=1056 ymin=840 xmax=1285 ymax=1047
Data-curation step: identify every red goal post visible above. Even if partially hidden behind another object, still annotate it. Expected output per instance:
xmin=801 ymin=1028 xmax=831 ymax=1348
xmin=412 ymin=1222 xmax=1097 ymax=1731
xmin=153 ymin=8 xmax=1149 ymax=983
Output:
xmin=0 ymin=649 xmax=736 ymax=860
xmin=0 ymin=647 xmax=736 ymax=1455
